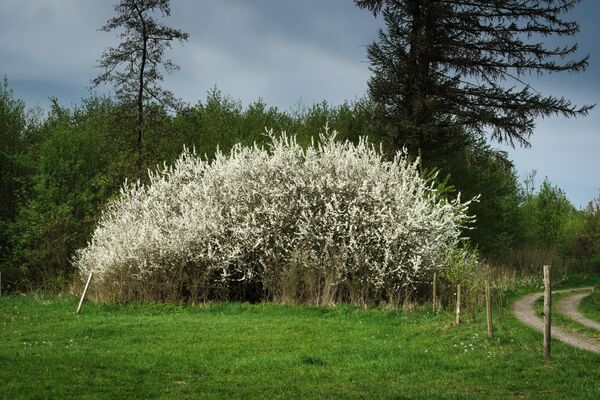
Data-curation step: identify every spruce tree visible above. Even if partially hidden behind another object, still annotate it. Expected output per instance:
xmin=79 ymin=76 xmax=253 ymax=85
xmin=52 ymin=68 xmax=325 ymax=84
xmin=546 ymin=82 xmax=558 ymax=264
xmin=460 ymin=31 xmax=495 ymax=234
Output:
xmin=355 ymin=0 xmax=593 ymax=155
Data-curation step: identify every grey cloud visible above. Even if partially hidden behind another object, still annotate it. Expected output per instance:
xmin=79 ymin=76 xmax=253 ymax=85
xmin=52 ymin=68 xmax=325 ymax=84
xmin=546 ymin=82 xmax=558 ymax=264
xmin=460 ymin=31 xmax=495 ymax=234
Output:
xmin=0 ymin=0 xmax=598 ymax=206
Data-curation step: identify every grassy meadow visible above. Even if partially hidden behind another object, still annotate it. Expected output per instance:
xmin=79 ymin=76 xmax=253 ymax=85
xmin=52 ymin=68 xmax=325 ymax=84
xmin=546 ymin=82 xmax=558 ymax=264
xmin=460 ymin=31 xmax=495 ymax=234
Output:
xmin=1 ymin=288 xmax=599 ymax=400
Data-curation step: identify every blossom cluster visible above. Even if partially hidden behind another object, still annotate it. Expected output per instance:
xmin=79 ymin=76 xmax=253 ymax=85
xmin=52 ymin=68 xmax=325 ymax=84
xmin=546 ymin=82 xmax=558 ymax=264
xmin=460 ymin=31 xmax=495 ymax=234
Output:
xmin=74 ymin=130 xmax=474 ymax=300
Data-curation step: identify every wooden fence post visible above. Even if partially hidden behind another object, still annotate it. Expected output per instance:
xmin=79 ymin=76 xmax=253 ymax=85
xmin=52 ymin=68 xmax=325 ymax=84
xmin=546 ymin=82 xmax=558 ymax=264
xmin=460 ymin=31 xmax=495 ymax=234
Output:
xmin=76 ymin=272 xmax=93 ymax=314
xmin=485 ymin=280 xmax=493 ymax=337
xmin=455 ymin=283 xmax=461 ymax=324
xmin=543 ymin=265 xmax=552 ymax=360
xmin=432 ymin=272 xmax=437 ymax=313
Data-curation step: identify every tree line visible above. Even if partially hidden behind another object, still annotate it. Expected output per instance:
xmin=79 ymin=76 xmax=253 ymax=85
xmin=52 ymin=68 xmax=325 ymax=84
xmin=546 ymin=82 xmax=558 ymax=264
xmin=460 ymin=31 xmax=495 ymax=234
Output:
xmin=0 ymin=0 xmax=598 ymax=291
xmin=1 ymin=85 xmax=598 ymax=291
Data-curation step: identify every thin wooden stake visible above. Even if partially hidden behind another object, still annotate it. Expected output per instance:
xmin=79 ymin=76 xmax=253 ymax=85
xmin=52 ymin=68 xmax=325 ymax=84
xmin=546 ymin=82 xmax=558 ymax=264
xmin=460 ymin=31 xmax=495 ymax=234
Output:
xmin=455 ymin=283 xmax=461 ymax=324
xmin=432 ymin=272 xmax=437 ymax=313
xmin=543 ymin=265 xmax=552 ymax=360
xmin=76 ymin=272 xmax=93 ymax=314
xmin=485 ymin=280 xmax=493 ymax=338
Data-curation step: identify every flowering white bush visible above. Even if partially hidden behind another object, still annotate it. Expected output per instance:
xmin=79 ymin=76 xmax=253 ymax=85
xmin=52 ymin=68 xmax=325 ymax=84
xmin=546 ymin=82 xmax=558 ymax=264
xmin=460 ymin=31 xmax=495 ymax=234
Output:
xmin=74 ymin=129 xmax=475 ymax=303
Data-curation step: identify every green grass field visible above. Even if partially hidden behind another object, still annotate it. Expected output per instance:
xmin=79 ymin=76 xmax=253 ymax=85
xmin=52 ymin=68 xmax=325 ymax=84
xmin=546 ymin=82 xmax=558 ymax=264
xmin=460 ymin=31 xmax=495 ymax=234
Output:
xmin=1 ymin=291 xmax=599 ymax=400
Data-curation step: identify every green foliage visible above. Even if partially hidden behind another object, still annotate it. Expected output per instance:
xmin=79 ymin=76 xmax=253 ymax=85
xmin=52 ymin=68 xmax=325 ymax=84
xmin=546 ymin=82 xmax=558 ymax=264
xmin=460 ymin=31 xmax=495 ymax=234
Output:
xmin=1 ymin=87 xmax=394 ymax=291
xmin=515 ymin=174 xmax=599 ymax=273
xmin=0 ymin=77 xmax=27 ymax=218
xmin=519 ymin=176 xmax=575 ymax=248
xmin=1 ymin=78 xmax=596 ymax=292
xmin=0 ymin=77 xmax=33 ymax=289
xmin=7 ymin=98 xmax=128 ymax=289
xmin=440 ymin=243 xmax=479 ymax=285
xmin=433 ymin=133 xmax=523 ymax=259
xmin=570 ymin=194 xmax=600 ymax=270
xmin=154 ymin=89 xmax=388 ymax=164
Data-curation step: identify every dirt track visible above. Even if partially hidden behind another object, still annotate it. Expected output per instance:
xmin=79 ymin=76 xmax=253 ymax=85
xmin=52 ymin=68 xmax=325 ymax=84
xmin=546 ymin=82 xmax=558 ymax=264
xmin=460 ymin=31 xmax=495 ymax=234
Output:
xmin=512 ymin=287 xmax=600 ymax=355
xmin=556 ymin=291 xmax=600 ymax=331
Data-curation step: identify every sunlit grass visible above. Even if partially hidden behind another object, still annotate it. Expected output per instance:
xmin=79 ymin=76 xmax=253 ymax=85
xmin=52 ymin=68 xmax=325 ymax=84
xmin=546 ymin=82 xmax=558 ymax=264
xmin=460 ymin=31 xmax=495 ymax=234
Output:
xmin=1 ymin=291 xmax=599 ymax=399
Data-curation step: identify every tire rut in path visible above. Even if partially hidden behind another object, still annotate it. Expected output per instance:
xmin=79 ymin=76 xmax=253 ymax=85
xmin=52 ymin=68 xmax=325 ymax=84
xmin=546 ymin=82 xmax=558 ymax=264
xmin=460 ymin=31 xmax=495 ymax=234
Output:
xmin=556 ymin=291 xmax=600 ymax=331
xmin=512 ymin=287 xmax=600 ymax=355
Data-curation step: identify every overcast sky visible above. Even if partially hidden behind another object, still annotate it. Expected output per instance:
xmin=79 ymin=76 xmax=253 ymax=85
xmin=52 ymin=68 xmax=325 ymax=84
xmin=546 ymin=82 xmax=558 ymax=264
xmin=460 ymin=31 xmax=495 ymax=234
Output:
xmin=1 ymin=0 xmax=598 ymax=208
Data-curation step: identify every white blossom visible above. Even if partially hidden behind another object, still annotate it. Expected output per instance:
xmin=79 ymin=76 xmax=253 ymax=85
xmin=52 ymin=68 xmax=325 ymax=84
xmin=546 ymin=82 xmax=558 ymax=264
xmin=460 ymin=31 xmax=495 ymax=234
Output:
xmin=74 ymin=129 xmax=475 ymax=300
